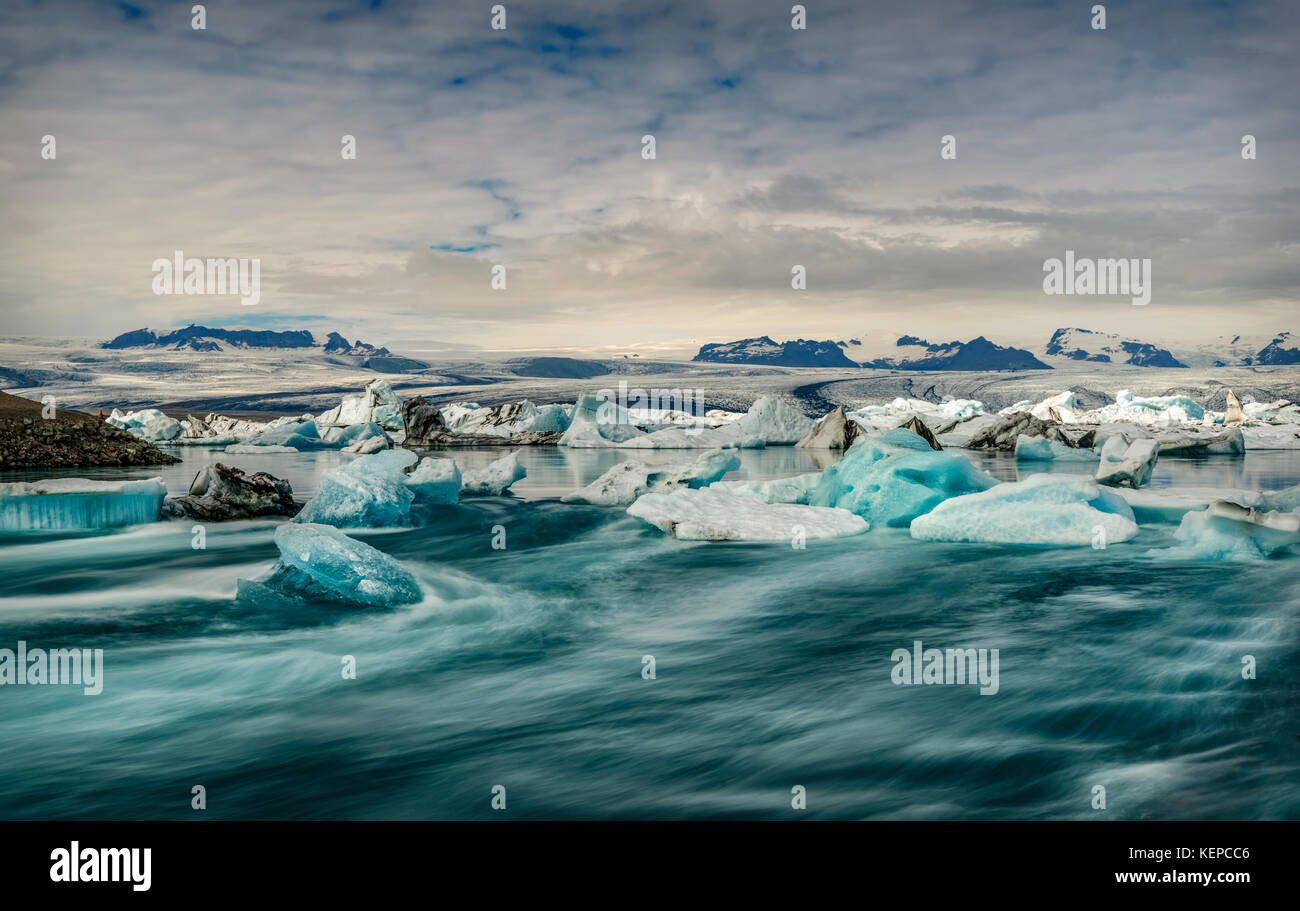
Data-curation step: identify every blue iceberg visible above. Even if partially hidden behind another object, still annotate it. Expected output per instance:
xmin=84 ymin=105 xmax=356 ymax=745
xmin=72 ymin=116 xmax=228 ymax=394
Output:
xmin=808 ymin=429 xmax=997 ymax=527
xmin=254 ymin=522 xmax=421 ymax=606
xmin=0 ymin=478 xmax=167 ymax=531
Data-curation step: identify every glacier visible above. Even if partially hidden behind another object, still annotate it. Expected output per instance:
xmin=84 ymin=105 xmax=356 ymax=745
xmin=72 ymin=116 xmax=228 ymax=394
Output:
xmin=0 ymin=478 xmax=167 ymax=530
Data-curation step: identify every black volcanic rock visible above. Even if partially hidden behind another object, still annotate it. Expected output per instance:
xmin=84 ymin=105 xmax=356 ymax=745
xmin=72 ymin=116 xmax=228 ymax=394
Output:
xmin=401 ymin=395 xmax=448 ymax=447
xmin=162 ymin=463 xmax=299 ymax=521
xmin=693 ymin=336 xmax=859 ymax=368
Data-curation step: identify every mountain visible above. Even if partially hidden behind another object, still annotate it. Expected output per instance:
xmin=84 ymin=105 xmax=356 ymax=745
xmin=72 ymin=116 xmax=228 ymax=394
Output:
xmin=693 ymin=336 xmax=859 ymax=368
xmin=863 ymin=336 xmax=1051 ymax=371
xmin=1043 ymin=328 xmax=1187 ymax=367
xmin=100 ymin=325 xmax=428 ymax=371
xmin=103 ymin=326 xmax=317 ymax=350
xmin=1253 ymin=332 xmax=1300 ymax=365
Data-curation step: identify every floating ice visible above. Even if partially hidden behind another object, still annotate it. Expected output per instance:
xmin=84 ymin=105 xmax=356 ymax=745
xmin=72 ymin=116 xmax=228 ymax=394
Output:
xmin=807 ymin=429 xmax=997 ymax=527
xmin=563 ymin=449 xmax=738 ymax=506
xmin=242 ymin=417 xmax=334 ymax=450
xmin=1113 ymin=486 xmax=1265 ymax=524
xmin=910 ymin=474 xmax=1139 ymax=546
xmin=1014 ymin=434 xmax=1100 ymax=462
xmin=405 ymin=456 xmax=462 ymax=504
xmin=1096 ymin=437 xmax=1160 ymax=488
xmin=627 ymin=487 xmax=868 ymax=542
xmin=1164 ymin=501 xmax=1300 ymax=561
xmin=0 ymin=478 xmax=166 ymax=530
xmin=461 ymin=451 xmax=526 ymax=496
xmin=106 ymin=408 xmax=183 ymax=442
xmin=294 ymin=449 xmax=420 ymax=527
xmin=224 ymin=443 xmax=299 ymax=454
xmin=318 ymin=379 xmax=403 ymax=432
xmin=559 ymin=394 xmax=648 ymax=446
xmin=442 ymin=401 xmax=571 ymax=437
xmin=265 ymin=522 xmax=421 ymax=606
xmin=709 ymin=471 xmax=823 ymax=505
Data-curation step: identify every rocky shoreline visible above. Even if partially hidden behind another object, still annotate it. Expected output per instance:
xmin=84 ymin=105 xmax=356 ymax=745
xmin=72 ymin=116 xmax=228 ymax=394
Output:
xmin=0 ymin=391 xmax=180 ymax=470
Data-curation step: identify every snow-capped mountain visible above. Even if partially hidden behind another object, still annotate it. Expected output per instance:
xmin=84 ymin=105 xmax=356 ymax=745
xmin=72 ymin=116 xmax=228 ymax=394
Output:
xmin=101 ymin=325 xmax=428 ymax=371
xmin=858 ymin=335 xmax=1051 ymax=371
xmin=1042 ymin=328 xmax=1186 ymax=367
xmin=693 ymin=336 xmax=859 ymax=367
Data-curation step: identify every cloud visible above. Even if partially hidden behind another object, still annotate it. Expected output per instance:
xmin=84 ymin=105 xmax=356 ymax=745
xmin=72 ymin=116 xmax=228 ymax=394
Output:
xmin=0 ymin=0 xmax=1296 ymax=353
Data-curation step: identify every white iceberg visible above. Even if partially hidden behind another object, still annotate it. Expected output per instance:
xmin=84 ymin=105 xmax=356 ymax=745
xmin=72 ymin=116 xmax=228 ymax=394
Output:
xmin=266 ymin=522 xmax=421 ymax=606
xmin=910 ymin=474 xmax=1139 ymax=546
xmin=1164 ymin=501 xmax=1300 ymax=561
xmin=405 ymin=456 xmax=462 ymax=504
xmin=1096 ymin=436 xmax=1160 ymax=488
xmin=560 ymin=395 xmax=807 ymax=450
xmin=807 ymin=429 xmax=997 ymax=527
xmin=318 ymin=379 xmax=404 ymax=434
xmin=1114 ymin=486 xmax=1264 ymax=524
xmin=0 ymin=478 xmax=167 ymax=530
xmin=461 ymin=451 xmax=526 ymax=496
xmin=627 ymin=487 xmax=868 ymax=542
xmin=106 ymin=408 xmax=183 ymax=442
xmin=563 ymin=449 xmax=738 ymax=506
xmin=709 ymin=472 xmax=823 ymax=505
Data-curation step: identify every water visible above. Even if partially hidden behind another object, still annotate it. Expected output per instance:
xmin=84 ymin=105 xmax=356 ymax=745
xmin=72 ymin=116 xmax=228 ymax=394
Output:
xmin=1 ymin=445 xmax=1298 ymax=819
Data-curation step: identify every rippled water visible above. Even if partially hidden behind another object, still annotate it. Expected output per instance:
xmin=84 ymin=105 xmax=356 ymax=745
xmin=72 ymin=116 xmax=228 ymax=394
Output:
xmin=1 ymin=445 xmax=1298 ymax=819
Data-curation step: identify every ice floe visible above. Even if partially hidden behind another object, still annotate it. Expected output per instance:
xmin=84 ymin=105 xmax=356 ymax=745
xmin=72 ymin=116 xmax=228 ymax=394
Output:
xmin=563 ymin=449 xmax=738 ymax=506
xmin=1096 ymin=437 xmax=1160 ymax=488
xmin=460 ymin=451 xmax=526 ymax=496
xmin=1162 ymin=501 xmax=1300 ymax=561
xmin=627 ymin=487 xmax=868 ymax=542
xmin=0 ymin=477 xmax=167 ymax=530
xmin=252 ymin=522 xmax=422 ymax=607
xmin=910 ymin=474 xmax=1139 ymax=546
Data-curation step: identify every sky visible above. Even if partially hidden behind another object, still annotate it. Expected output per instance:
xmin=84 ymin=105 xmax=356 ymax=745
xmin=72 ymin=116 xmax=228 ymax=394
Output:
xmin=0 ymin=0 xmax=1297 ymax=358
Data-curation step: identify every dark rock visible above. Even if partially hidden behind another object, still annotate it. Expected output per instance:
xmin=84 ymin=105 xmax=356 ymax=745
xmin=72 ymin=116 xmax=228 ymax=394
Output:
xmin=401 ymin=395 xmax=448 ymax=448
xmin=898 ymin=416 xmax=942 ymax=450
xmin=162 ymin=463 xmax=299 ymax=521
xmin=967 ymin=412 xmax=1064 ymax=451
xmin=796 ymin=406 xmax=862 ymax=449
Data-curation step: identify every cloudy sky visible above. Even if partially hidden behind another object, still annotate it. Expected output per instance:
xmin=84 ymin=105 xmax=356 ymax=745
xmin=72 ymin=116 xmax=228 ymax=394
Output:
xmin=1 ymin=0 xmax=1296 ymax=357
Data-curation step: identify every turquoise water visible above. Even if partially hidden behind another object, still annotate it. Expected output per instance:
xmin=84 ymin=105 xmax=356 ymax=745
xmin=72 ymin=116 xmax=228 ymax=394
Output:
xmin=1 ymin=446 xmax=1298 ymax=819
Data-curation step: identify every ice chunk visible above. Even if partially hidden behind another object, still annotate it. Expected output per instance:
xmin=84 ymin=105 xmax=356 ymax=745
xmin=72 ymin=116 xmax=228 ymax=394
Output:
xmin=107 ymin=408 xmax=183 ymax=442
xmin=461 ymin=451 xmax=527 ymax=496
xmin=910 ymin=474 xmax=1138 ymax=546
xmin=1096 ymin=437 xmax=1159 ymax=488
xmin=807 ymin=429 xmax=997 ymax=527
xmin=563 ymin=450 xmax=739 ymax=506
xmin=559 ymin=394 xmax=648 ymax=447
xmin=265 ymin=523 xmax=421 ymax=606
xmin=1164 ymin=501 xmax=1300 ymax=561
xmin=243 ymin=418 xmax=333 ymax=450
xmin=0 ymin=478 xmax=166 ymax=530
xmin=405 ymin=456 xmax=462 ymax=504
xmin=1114 ymin=487 xmax=1264 ymax=524
xmin=709 ymin=472 xmax=823 ymax=505
xmin=294 ymin=449 xmax=420 ymax=527
xmin=1014 ymin=434 xmax=1100 ymax=462
xmin=1261 ymin=484 xmax=1300 ymax=512
xmin=627 ymin=487 xmax=868 ymax=541
xmin=736 ymin=396 xmax=814 ymax=444
xmin=318 ymin=379 xmax=404 ymax=432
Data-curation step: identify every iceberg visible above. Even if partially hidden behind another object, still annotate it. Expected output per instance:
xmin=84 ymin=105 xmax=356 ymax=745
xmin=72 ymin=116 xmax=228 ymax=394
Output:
xmin=910 ymin=474 xmax=1139 ymax=546
xmin=1164 ymin=501 xmax=1300 ymax=561
xmin=106 ymin=408 xmax=183 ymax=443
xmin=461 ymin=451 xmax=526 ymax=496
xmin=627 ymin=487 xmax=869 ymax=542
xmin=295 ymin=449 xmax=421 ymax=527
xmin=241 ymin=417 xmax=335 ymax=450
xmin=560 ymin=395 xmax=808 ymax=450
xmin=0 ymin=478 xmax=166 ymax=530
xmin=225 ymin=443 xmax=299 ymax=454
xmin=1114 ymin=486 xmax=1264 ymax=524
xmin=1096 ymin=436 xmax=1160 ymax=488
xmin=709 ymin=472 xmax=823 ymax=505
xmin=807 ymin=429 xmax=997 ymax=527
xmin=405 ymin=456 xmax=462 ymax=504
xmin=257 ymin=522 xmax=421 ymax=607
xmin=563 ymin=449 xmax=739 ymax=506
xmin=317 ymin=379 xmax=404 ymax=432
xmin=1014 ymin=434 xmax=1100 ymax=462
xmin=559 ymin=394 xmax=648 ymax=447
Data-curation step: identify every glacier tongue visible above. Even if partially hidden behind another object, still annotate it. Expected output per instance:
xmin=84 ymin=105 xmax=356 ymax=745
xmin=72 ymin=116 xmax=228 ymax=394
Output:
xmin=0 ymin=478 xmax=167 ymax=530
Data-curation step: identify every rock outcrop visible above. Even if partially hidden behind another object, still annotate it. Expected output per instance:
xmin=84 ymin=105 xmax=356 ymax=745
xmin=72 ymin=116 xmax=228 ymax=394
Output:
xmin=796 ymin=406 xmax=862 ymax=449
xmin=898 ymin=416 xmax=942 ymax=451
xmin=0 ymin=391 xmax=180 ymax=469
xmin=162 ymin=463 xmax=299 ymax=520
